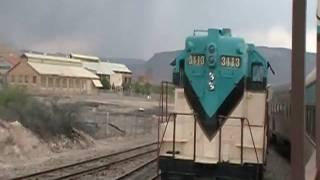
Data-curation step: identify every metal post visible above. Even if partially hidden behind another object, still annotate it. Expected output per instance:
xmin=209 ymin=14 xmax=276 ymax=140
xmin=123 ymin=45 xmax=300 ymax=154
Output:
xmin=291 ymin=0 xmax=306 ymax=179
xmin=165 ymin=82 xmax=168 ymax=122
xmin=193 ymin=114 xmax=197 ymax=161
xmin=218 ymin=118 xmax=222 ymax=163
xmin=106 ymin=112 xmax=109 ymax=137
xmin=134 ymin=115 xmax=137 ymax=137
xmin=156 ymin=82 xmax=164 ymax=176
xmin=316 ymin=0 xmax=320 ymax=177
xmin=161 ymin=81 xmax=164 ymax=127
xmin=240 ymin=118 xmax=244 ymax=165
xmin=173 ymin=114 xmax=176 ymax=159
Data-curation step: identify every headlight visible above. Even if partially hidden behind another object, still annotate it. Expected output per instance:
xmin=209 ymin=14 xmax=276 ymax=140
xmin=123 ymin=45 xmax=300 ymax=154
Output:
xmin=208 ymin=44 xmax=216 ymax=54
xmin=208 ymin=56 xmax=215 ymax=65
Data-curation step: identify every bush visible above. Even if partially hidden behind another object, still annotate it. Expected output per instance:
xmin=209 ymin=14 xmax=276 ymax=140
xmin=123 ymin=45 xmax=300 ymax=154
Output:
xmin=0 ymin=87 xmax=82 ymax=139
xmin=128 ymin=81 xmax=175 ymax=96
xmin=101 ymin=76 xmax=111 ymax=89
xmin=144 ymin=82 xmax=151 ymax=95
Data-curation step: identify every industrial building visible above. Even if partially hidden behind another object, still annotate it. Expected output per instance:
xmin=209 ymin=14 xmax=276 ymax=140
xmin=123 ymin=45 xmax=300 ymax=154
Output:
xmin=70 ymin=53 xmax=132 ymax=90
xmin=6 ymin=53 xmax=102 ymax=95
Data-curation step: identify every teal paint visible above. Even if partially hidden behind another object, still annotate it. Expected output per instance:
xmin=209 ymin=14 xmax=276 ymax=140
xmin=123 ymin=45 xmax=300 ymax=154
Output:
xmin=171 ymin=28 xmax=268 ymax=137
xmin=184 ymin=29 xmax=246 ymax=117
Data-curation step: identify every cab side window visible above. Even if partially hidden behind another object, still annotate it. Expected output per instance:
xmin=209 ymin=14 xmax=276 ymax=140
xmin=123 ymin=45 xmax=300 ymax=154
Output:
xmin=248 ymin=63 xmax=266 ymax=90
xmin=252 ymin=63 xmax=264 ymax=82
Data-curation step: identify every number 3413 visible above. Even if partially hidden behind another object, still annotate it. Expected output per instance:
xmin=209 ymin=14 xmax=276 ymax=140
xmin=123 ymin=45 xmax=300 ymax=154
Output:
xmin=220 ymin=56 xmax=241 ymax=68
xmin=188 ymin=55 xmax=205 ymax=65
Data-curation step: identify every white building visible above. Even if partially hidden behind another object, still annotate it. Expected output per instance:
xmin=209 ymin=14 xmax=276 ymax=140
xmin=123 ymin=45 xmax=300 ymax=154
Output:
xmin=7 ymin=53 xmax=102 ymax=95
xmin=70 ymin=53 xmax=132 ymax=89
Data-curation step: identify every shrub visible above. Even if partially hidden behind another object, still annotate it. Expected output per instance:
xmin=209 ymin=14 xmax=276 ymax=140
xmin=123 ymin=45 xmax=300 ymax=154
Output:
xmin=101 ymin=76 xmax=111 ymax=89
xmin=0 ymin=87 xmax=82 ymax=139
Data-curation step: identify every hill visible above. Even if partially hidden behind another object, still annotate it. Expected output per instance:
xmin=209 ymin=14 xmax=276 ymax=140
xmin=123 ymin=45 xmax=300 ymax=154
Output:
xmin=258 ymin=46 xmax=315 ymax=85
xmin=144 ymin=50 xmax=182 ymax=83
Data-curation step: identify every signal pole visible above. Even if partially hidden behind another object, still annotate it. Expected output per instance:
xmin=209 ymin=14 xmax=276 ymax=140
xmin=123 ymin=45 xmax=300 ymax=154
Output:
xmin=316 ymin=0 xmax=320 ymax=179
xmin=291 ymin=0 xmax=306 ymax=180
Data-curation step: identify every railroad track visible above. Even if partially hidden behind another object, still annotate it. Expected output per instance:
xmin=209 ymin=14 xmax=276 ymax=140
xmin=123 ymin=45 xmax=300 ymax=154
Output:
xmin=12 ymin=142 xmax=157 ymax=180
xmin=115 ymin=157 xmax=158 ymax=180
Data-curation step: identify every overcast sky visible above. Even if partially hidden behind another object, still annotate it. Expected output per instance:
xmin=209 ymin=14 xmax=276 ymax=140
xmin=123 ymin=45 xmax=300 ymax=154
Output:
xmin=0 ymin=0 xmax=317 ymax=60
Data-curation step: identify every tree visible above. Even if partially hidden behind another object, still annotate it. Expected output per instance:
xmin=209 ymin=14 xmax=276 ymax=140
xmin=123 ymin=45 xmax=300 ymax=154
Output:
xmin=122 ymin=81 xmax=131 ymax=92
xmin=100 ymin=76 xmax=110 ymax=89
xmin=133 ymin=82 xmax=142 ymax=94
xmin=145 ymin=82 xmax=151 ymax=95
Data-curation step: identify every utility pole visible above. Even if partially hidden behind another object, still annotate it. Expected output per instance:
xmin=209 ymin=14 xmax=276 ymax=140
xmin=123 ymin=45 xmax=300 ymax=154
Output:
xmin=291 ymin=0 xmax=306 ymax=180
xmin=316 ymin=0 xmax=320 ymax=179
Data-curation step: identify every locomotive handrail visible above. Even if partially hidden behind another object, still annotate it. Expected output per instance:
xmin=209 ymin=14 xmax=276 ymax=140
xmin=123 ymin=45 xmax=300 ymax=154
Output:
xmin=157 ymin=81 xmax=179 ymax=176
xmin=193 ymin=29 xmax=208 ymax=36
xmin=158 ymin=112 xmax=197 ymax=157
xmin=160 ymin=113 xmax=260 ymax=164
xmin=218 ymin=115 xmax=260 ymax=164
xmin=158 ymin=113 xmax=174 ymax=152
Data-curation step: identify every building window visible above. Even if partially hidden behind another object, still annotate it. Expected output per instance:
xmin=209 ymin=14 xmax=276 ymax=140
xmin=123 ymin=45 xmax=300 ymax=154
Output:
xmin=63 ymin=78 xmax=67 ymax=88
xmin=69 ymin=79 xmax=74 ymax=88
xmin=48 ymin=77 xmax=54 ymax=88
xmin=32 ymin=76 xmax=37 ymax=84
xmin=41 ymin=77 xmax=46 ymax=87
xmin=11 ymin=75 xmax=15 ymax=82
xmin=56 ymin=78 xmax=61 ymax=88
xmin=18 ymin=75 xmax=23 ymax=83
xmin=76 ymin=79 xmax=80 ymax=88
xmin=24 ymin=75 xmax=28 ymax=83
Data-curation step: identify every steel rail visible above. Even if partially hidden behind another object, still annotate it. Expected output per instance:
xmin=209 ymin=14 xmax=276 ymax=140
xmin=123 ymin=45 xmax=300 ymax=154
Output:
xmin=148 ymin=174 xmax=160 ymax=180
xmin=54 ymin=149 xmax=157 ymax=180
xmin=115 ymin=157 xmax=157 ymax=180
xmin=12 ymin=142 xmax=157 ymax=180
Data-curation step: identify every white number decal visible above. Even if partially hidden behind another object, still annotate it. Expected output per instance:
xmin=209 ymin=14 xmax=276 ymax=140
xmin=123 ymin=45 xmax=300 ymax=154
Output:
xmin=235 ymin=57 xmax=240 ymax=68
xmin=188 ymin=55 xmax=205 ymax=65
xmin=209 ymin=72 xmax=215 ymax=81
xmin=221 ymin=56 xmax=226 ymax=66
xmin=208 ymin=72 xmax=215 ymax=91
xmin=221 ymin=56 xmax=240 ymax=68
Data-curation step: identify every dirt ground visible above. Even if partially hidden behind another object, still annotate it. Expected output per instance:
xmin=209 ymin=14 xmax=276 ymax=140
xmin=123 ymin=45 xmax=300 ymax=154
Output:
xmin=0 ymin=93 xmax=160 ymax=179
xmin=0 ymin=135 xmax=156 ymax=179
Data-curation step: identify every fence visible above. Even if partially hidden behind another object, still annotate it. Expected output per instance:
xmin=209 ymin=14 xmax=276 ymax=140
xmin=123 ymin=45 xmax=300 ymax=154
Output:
xmin=80 ymin=109 xmax=158 ymax=139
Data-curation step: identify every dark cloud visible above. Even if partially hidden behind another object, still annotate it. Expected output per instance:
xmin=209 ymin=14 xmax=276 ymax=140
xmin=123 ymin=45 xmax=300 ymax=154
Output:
xmin=0 ymin=0 xmax=317 ymax=59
